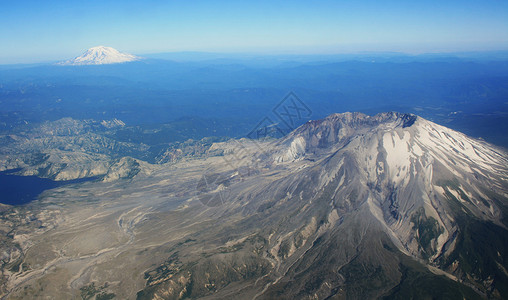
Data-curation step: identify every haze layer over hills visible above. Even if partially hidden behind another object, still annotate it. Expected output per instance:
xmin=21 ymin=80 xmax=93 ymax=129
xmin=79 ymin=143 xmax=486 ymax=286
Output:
xmin=2 ymin=51 xmax=508 ymax=148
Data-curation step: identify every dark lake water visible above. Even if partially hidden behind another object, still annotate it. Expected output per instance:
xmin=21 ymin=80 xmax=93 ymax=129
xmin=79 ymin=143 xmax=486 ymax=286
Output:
xmin=0 ymin=169 xmax=97 ymax=205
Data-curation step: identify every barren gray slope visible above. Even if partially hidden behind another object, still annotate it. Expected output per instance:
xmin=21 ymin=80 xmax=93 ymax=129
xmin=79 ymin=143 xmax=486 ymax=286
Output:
xmin=1 ymin=112 xmax=507 ymax=299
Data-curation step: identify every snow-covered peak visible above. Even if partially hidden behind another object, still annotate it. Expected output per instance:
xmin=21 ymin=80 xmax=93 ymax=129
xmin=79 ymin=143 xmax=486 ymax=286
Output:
xmin=264 ymin=112 xmax=508 ymax=264
xmin=58 ymin=46 xmax=141 ymax=65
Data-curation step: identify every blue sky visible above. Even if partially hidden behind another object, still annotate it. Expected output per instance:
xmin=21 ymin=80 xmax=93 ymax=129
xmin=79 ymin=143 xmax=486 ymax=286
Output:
xmin=1 ymin=0 xmax=508 ymax=63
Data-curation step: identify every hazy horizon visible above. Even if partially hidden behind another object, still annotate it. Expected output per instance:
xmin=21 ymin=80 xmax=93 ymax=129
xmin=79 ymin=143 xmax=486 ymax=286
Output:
xmin=2 ymin=0 xmax=508 ymax=64
xmin=3 ymin=48 xmax=508 ymax=65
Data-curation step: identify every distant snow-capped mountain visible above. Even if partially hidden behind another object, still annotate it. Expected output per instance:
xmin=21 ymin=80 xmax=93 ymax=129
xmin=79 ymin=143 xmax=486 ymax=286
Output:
xmin=58 ymin=46 xmax=141 ymax=65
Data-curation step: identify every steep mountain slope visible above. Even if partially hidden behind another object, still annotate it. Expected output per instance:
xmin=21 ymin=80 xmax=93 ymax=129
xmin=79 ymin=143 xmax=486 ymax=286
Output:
xmin=137 ymin=112 xmax=508 ymax=299
xmin=1 ymin=112 xmax=507 ymax=299
xmin=274 ymin=112 xmax=508 ymax=258
xmin=58 ymin=46 xmax=141 ymax=65
xmin=256 ymin=112 xmax=508 ymax=297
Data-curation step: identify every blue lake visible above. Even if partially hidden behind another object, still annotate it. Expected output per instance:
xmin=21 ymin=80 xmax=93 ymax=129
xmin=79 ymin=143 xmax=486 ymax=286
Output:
xmin=0 ymin=169 xmax=97 ymax=205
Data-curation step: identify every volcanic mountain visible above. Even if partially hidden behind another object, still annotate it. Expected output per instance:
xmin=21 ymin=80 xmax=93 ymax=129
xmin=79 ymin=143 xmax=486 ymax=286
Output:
xmin=1 ymin=112 xmax=507 ymax=299
xmin=58 ymin=46 xmax=141 ymax=65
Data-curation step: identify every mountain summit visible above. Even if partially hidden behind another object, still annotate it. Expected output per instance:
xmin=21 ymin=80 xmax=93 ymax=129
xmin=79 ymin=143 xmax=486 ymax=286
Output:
xmin=135 ymin=112 xmax=508 ymax=299
xmin=58 ymin=46 xmax=141 ymax=65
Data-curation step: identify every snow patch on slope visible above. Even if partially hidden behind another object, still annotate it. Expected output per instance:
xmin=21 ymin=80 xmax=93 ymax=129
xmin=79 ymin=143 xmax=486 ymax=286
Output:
xmin=275 ymin=136 xmax=306 ymax=163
